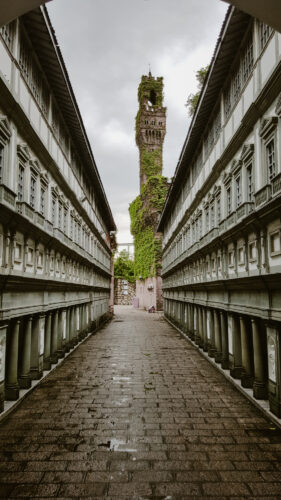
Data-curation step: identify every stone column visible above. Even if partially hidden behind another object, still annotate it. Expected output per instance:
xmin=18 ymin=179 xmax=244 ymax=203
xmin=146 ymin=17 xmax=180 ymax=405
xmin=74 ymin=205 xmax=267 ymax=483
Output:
xmin=214 ymin=310 xmax=222 ymax=363
xmin=50 ymin=309 xmax=59 ymax=364
xmin=0 ymin=324 xmax=8 ymax=411
xmin=240 ymin=316 xmax=253 ymax=388
xmin=19 ymin=315 xmax=32 ymax=388
xmin=220 ymin=311 xmax=229 ymax=369
xmin=30 ymin=314 xmax=44 ymax=380
xmin=207 ymin=309 xmax=216 ymax=358
xmin=266 ymin=325 xmax=281 ymax=417
xmin=252 ymin=318 xmax=267 ymax=399
xmin=72 ymin=306 xmax=78 ymax=345
xmin=44 ymin=312 xmax=52 ymax=370
xmin=65 ymin=308 xmax=70 ymax=353
xmin=229 ymin=314 xmax=242 ymax=379
xmin=79 ymin=305 xmax=84 ymax=340
xmin=56 ymin=309 xmax=64 ymax=359
xmin=193 ymin=305 xmax=198 ymax=343
xmin=189 ymin=303 xmax=194 ymax=340
xmin=184 ymin=303 xmax=188 ymax=333
xmin=197 ymin=307 xmax=203 ymax=347
xmin=5 ymin=319 xmax=20 ymax=400
xmin=202 ymin=308 xmax=208 ymax=352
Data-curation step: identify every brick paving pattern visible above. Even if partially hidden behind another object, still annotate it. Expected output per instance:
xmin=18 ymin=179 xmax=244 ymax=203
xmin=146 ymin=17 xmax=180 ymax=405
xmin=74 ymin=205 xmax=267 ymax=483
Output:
xmin=0 ymin=305 xmax=281 ymax=499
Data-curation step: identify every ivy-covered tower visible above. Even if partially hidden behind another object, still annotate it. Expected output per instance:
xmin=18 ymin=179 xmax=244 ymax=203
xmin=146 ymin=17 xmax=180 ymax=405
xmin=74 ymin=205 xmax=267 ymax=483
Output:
xmin=136 ymin=73 xmax=166 ymax=189
xmin=129 ymin=73 xmax=169 ymax=310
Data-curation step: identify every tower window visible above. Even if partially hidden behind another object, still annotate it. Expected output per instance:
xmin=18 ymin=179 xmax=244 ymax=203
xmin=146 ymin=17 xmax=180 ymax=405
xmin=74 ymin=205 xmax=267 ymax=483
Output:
xmin=149 ymin=89 xmax=156 ymax=105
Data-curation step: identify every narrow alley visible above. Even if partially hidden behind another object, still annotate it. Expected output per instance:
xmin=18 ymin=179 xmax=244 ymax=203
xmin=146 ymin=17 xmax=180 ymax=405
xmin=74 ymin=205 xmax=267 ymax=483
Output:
xmin=0 ymin=307 xmax=280 ymax=499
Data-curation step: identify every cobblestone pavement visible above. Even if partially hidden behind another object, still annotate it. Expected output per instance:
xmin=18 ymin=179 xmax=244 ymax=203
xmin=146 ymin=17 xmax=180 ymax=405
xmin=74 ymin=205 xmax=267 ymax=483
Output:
xmin=0 ymin=306 xmax=281 ymax=499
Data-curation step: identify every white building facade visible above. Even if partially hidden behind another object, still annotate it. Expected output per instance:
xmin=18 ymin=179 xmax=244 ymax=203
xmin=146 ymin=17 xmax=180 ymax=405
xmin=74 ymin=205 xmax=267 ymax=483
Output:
xmin=158 ymin=7 xmax=281 ymax=418
xmin=0 ymin=8 xmax=115 ymax=411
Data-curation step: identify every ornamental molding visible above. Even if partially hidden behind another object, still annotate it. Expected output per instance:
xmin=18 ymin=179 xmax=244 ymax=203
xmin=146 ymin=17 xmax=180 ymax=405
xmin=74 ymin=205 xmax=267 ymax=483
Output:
xmin=240 ymin=143 xmax=254 ymax=163
xmin=17 ymin=144 xmax=30 ymax=163
xmin=259 ymin=116 xmax=278 ymax=139
xmin=30 ymin=159 xmax=41 ymax=176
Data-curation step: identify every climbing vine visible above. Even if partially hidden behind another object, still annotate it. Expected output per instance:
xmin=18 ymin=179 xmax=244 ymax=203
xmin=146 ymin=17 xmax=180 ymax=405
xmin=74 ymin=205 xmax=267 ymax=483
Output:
xmin=130 ymin=74 xmax=168 ymax=280
xmin=137 ymin=77 xmax=163 ymax=108
xmin=129 ymin=175 xmax=169 ymax=279
xmin=140 ymin=148 xmax=162 ymax=177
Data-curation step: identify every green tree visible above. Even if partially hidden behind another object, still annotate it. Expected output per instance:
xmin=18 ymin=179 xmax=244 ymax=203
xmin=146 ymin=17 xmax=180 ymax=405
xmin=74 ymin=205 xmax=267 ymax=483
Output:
xmin=186 ymin=65 xmax=209 ymax=116
xmin=114 ymin=250 xmax=135 ymax=282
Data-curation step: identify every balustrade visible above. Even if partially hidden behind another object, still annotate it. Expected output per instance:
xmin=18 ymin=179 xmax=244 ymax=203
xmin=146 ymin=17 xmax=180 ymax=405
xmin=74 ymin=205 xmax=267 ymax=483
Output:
xmin=0 ymin=300 xmax=109 ymax=414
xmin=164 ymin=299 xmax=281 ymax=418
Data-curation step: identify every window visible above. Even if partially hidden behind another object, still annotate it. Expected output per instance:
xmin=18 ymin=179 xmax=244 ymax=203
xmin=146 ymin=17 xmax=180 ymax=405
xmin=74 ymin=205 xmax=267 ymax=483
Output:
xmin=216 ymin=195 xmax=221 ymax=224
xmin=232 ymin=67 xmax=241 ymax=102
xmin=224 ymin=30 xmax=254 ymax=120
xmin=270 ymin=230 xmax=281 ymax=256
xmin=249 ymin=241 xmax=256 ymax=261
xmin=242 ymin=37 xmax=254 ymax=83
xmin=30 ymin=175 xmax=36 ymax=209
xmin=58 ymin=202 xmax=62 ymax=229
xmin=70 ymin=215 xmax=73 ymax=240
xmin=198 ymin=215 xmax=202 ymax=239
xmin=235 ymin=176 xmax=241 ymax=207
xmin=64 ymin=208 xmax=68 ymax=234
xmin=228 ymin=251 xmax=234 ymax=267
xmin=247 ymin=164 xmax=253 ymax=201
xmin=0 ymin=145 xmax=3 ymax=183
xmin=227 ymin=186 xmax=232 ymax=215
xmin=266 ymin=139 xmax=276 ymax=181
xmin=40 ymin=186 xmax=45 ymax=216
xmin=260 ymin=22 xmax=273 ymax=50
xmin=18 ymin=165 xmax=24 ymax=202
xmin=51 ymin=196 xmax=56 ymax=225
xmin=1 ymin=23 xmax=13 ymax=50
xmin=19 ymin=33 xmax=31 ymax=81
xmin=78 ymin=224 xmax=81 ymax=245
xmin=205 ymin=209 xmax=209 ymax=232
xmin=210 ymin=203 xmax=215 ymax=229
xmin=238 ymin=246 xmax=245 ymax=265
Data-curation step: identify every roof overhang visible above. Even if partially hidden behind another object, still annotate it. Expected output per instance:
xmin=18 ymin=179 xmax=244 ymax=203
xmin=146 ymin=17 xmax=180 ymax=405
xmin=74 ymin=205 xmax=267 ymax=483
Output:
xmin=222 ymin=0 xmax=281 ymax=33
xmin=21 ymin=7 xmax=116 ymax=232
xmin=0 ymin=0 xmax=52 ymax=27
xmin=158 ymin=7 xmax=251 ymax=232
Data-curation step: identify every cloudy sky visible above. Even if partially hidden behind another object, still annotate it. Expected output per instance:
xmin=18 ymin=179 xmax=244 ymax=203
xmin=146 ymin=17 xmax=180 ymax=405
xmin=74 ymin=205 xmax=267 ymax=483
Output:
xmin=47 ymin=0 xmax=228 ymax=243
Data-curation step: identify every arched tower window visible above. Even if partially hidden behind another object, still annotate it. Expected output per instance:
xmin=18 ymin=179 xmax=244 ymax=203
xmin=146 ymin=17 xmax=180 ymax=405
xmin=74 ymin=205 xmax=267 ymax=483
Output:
xmin=149 ymin=89 xmax=156 ymax=105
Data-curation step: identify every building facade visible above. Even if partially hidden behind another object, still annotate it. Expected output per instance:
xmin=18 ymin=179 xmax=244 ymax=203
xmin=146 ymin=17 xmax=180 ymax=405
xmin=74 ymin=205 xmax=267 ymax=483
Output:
xmin=130 ymin=73 xmax=168 ymax=310
xmin=158 ymin=7 xmax=281 ymax=417
xmin=0 ymin=8 xmax=115 ymax=412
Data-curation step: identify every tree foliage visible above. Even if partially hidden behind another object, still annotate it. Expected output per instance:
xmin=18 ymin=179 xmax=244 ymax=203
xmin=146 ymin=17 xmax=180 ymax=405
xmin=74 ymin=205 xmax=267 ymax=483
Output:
xmin=186 ymin=65 xmax=209 ymax=116
xmin=114 ymin=250 xmax=135 ymax=282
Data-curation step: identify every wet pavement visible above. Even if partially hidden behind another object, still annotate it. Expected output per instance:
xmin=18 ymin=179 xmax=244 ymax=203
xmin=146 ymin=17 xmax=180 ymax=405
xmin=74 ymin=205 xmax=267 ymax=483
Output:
xmin=0 ymin=305 xmax=281 ymax=499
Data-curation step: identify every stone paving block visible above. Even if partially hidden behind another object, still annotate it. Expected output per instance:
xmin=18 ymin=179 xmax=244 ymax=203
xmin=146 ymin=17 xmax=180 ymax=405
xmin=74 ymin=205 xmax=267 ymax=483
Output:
xmin=0 ymin=306 xmax=280 ymax=498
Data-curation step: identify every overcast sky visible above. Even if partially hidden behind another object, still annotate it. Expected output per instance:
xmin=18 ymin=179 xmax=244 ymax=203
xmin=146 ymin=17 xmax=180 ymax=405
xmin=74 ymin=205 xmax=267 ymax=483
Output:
xmin=47 ymin=0 xmax=228 ymax=243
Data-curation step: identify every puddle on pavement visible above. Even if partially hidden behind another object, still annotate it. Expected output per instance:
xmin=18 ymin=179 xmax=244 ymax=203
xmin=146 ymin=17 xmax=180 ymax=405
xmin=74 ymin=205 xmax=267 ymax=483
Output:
xmin=112 ymin=376 xmax=131 ymax=381
xmin=98 ymin=438 xmax=137 ymax=452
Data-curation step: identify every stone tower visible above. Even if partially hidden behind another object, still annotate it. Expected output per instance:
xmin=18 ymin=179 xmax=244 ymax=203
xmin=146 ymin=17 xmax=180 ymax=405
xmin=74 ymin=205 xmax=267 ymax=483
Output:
xmin=136 ymin=72 xmax=166 ymax=190
xmin=130 ymin=73 xmax=169 ymax=311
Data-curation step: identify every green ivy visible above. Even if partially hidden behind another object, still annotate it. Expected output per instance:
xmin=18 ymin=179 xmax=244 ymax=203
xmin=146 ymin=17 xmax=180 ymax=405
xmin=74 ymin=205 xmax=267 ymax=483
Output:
xmin=129 ymin=175 xmax=169 ymax=279
xmin=141 ymin=148 xmax=162 ymax=177
xmin=114 ymin=250 xmax=135 ymax=283
xmin=130 ymin=74 xmax=168 ymax=280
xmin=137 ymin=76 xmax=163 ymax=108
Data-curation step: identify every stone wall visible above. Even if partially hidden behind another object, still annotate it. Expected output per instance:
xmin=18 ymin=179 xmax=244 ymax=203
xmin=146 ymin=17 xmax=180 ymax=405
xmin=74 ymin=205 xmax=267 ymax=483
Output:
xmin=135 ymin=276 xmax=163 ymax=310
xmin=114 ymin=279 xmax=135 ymax=305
